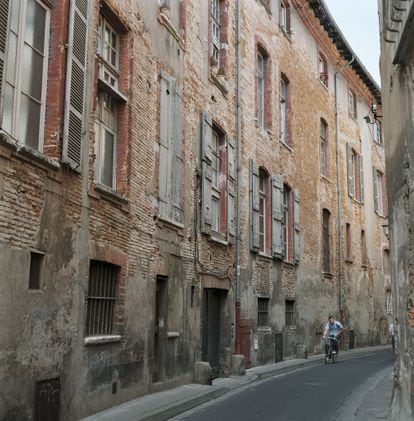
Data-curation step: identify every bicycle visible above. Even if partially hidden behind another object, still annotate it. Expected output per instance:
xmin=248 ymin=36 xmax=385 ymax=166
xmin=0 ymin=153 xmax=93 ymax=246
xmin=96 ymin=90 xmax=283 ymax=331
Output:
xmin=324 ymin=336 xmax=338 ymax=364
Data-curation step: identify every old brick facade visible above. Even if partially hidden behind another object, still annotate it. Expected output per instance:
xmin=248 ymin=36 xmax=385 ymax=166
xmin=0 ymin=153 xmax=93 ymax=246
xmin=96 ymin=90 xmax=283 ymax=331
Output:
xmin=0 ymin=0 xmax=388 ymax=419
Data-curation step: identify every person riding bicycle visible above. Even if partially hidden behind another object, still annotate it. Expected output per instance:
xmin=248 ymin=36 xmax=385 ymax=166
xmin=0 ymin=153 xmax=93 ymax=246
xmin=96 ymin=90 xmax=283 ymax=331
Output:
xmin=323 ymin=315 xmax=343 ymax=354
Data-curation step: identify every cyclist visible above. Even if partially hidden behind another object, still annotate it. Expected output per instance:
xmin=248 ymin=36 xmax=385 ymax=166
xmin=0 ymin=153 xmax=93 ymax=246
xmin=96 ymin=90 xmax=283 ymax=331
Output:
xmin=323 ymin=315 xmax=343 ymax=354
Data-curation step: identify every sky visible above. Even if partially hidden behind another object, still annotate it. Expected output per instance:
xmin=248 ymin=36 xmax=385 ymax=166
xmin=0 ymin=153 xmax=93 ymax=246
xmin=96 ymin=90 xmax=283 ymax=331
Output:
xmin=324 ymin=0 xmax=381 ymax=85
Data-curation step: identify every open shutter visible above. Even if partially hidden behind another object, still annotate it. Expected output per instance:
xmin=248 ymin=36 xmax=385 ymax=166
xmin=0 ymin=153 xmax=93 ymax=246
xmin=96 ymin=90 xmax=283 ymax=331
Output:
xmin=359 ymin=154 xmax=364 ymax=204
xmin=346 ymin=143 xmax=354 ymax=197
xmin=372 ymin=166 xmax=378 ymax=213
xmin=159 ymin=72 xmax=173 ymax=218
xmin=272 ymin=175 xmax=283 ymax=259
xmin=227 ymin=136 xmax=236 ymax=244
xmin=0 ymin=0 xmax=9 ymax=101
xmin=249 ymin=159 xmax=260 ymax=252
xmin=201 ymin=111 xmax=213 ymax=234
xmin=63 ymin=0 xmax=90 ymax=169
xmin=171 ymin=80 xmax=183 ymax=224
xmin=294 ymin=189 xmax=300 ymax=263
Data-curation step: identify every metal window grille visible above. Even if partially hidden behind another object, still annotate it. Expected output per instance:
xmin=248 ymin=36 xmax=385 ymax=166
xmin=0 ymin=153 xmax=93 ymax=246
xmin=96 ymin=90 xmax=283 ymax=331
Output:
xmin=285 ymin=300 xmax=295 ymax=326
xmin=86 ymin=261 xmax=118 ymax=336
xmin=258 ymin=297 xmax=269 ymax=326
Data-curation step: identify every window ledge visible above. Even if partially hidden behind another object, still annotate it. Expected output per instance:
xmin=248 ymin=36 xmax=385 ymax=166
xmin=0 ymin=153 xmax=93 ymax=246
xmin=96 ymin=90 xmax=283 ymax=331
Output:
xmin=209 ymin=234 xmax=229 ymax=246
xmin=157 ymin=214 xmax=185 ymax=230
xmin=322 ymin=271 xmax=334 ymax=279
xmin=280 ymin=140 xmax=293 ymax=153
xmin=92 ymin=183 xmax=129 ymax=207
xmin=84 ymin=335 xmax=122 ymax=346
xmin=282 ymin=260 xmax=296 ymax=268
xmin=280 ymin=28 xmax=293 ymax=43
xmin=320 ymin=174 xmax=332 ymax=183
xmin=349 ymin=196 xmax=364 ymax=206
xmin=211 ymin=72 xmax=229 ymax=95
xmin=157 ymin=10 xmax=185 ymax=50
xmin=167 ymin=331 xmax=180 ymax=338
xmin=258 ymin=252 xmax=273 ymax=261
xmin=0 ymin=132 xmax=61 ymax=171
xmin=319 ymin=79 xmax=329 ymax=91
xmin=98 ymin=77 xmax=128 ymax=102
xmin=257 ymin=326 xmax=272 ymax=332
xmin=285 ymin=325 xmax=297 ymax=330
xmin=345 ymin=258 xmax=354 ymax=264
xmin=374 ymin=211 xmax=388 ymax=218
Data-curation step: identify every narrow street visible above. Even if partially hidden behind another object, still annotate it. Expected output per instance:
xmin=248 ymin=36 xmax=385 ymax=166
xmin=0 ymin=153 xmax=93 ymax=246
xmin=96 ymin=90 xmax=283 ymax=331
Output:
xmin=170 ymin=350 xmax=394 ymax=421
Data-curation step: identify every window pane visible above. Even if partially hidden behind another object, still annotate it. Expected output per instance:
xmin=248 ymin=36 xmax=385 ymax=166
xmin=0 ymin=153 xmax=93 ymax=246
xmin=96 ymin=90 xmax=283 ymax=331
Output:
xmin=6 ymin=33 xmax=18 ymax=85
xmin=10 ymin=0 xmax=21 ymax=33
xmin=22 ymin=45 xmax=43 ymax=100
xmin=25 ymin=0 xmax=46 ymax=53
xmin=2 ymin=84 xmax=15 ymax=134
xmin=101 ymin=129 xmax=115 ymax=187
xmin=20 ymin=94 xmax=41 ymax=149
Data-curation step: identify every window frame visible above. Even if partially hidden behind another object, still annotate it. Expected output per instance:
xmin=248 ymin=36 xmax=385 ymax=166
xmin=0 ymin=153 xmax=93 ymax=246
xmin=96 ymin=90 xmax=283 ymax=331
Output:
xmin=258 ymin=170 xmax=267 ymax=253
xmin=1 ymin=0 xmax=50 ymax=150
xmin=348 ymin=89 xmax=357 ymax=119
xmin=257 ymin=51 xmax=265 ymax=128
xmin=322 ymin=209 xmax=331 ymax=273
xmin=320 ymin=119 xmax=328 ymax=176
xmin=373 ymin=120 xmax=383 ymax=145
xmin=374 ymin=169 xmax=386 ymax=215
xmin=285 ymin=299 xmax=295 ymax=326
xmin=257 ymin=296 xmax=270 ymax=327
xmin=211 ymin=0 xmax=221 ymax=67
xmin=345 ymin=222 xmax=352 ymax=262
xmin=280 ymin=0 xmax=291 ymax=33
xmin=318 ymin=52 xmax=328 ymax=87
xmin=361 ymin=229 xmax=368 ymax=266
xmin=385 ymin=288 xmax=392 ymax=315
xmin=283 ymin=184 xmax=294 ymax=262
xmin=280 ymin=74 xmax=291 ymax=146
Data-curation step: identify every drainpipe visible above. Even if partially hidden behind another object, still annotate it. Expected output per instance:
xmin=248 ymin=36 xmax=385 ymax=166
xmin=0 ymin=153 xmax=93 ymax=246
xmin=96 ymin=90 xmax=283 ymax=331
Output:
xmin=235 ymin=0 xmax=241 ymax=354
xmin=334 ymin=55 xmax=354 ymax=326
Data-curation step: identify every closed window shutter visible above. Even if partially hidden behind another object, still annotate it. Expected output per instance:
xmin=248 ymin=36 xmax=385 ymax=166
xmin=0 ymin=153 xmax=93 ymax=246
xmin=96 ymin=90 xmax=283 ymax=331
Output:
xmin=271 ymin=175 xmax=283 ymax=259
xmin=159 ymin=73 xmax=172 ymax=218
xmin=359 ymin=154 xmax=364 ymax=203
xmin=171 ymin=81 xmax=183 ymax=224
xmin=201 ymin=111 xmax=213 ymax=234
xmin=0 ymin=0 xmax=9 ymax=102
xmin=294 ymin=189 xmax=300 ymax=263
xmin=63 ymin=0 xmax=90 ymax=169
xmin=227 ymin=136 xmax=236 ymax=244
xmin=346 ymin=143 xmax=354 ymax=197
xmin=249 ymin=159 xmax=260 ymax=252
xmin=372 ymin=166 xmax=378 ymax=213
xmin=382 ymin=174 xmax=388 ymax=215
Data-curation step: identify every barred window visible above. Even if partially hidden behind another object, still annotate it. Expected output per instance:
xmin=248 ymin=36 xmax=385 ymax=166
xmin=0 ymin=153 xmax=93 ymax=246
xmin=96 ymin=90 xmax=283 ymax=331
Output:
xmin=86 ymin=260 xmax=118 ymax=336
xmin=285 ymin=300 xmax=295 ymax=326
xmin=258 ymin=297 xmax=269 ymax=327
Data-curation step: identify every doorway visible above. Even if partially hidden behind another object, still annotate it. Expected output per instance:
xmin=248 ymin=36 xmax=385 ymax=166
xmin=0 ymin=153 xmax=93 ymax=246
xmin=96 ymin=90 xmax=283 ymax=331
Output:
xmin=153 ymin=275 xmax=168 ymax=382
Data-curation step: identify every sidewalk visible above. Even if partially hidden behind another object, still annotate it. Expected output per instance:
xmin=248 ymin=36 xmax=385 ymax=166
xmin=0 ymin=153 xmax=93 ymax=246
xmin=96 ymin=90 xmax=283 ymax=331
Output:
xmin=81 ymin=346 xmax=393 ymax=421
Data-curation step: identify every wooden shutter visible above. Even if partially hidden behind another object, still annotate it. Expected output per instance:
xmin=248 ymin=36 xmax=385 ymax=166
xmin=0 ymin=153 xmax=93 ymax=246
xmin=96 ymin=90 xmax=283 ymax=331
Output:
xmin=0 ymin=0 xmax=9 ymax=101
xmin=382 ymin=174 xmax=388 ymax=216
xmin=346 ymin=143 xmax=354 ymax=197
xmin=63 ymin=0 xmax=90 ymax=169
xmin=171 ymin=82 xmax=183 ymax=224
xmin=359 ymin=154 xmax=364 ymax=203
xmin=249 ymin=159 xmax=259 ymax=252
xmin=201 ymin=111 xmax=213 ymax=234
xmin=159 ymin=72 xmax=173 ymax=218
xmin=271 ymin=175 xmax=283 ymax=259
xmin=372 ymin=166 xmax=378 ymax=213
xmin=294 ymin=189 xmax=300 ymax=263
xmin=227 ymin=136 xmax=236 ymax=244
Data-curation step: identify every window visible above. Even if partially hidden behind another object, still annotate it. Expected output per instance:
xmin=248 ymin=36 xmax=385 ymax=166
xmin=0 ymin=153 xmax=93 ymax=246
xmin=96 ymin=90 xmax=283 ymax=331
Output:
xmin=361 ymin=230 xmax=367 ymax=266
xmin=385 ymin=289 xmax=392 ymax=315
xmin=320 ymin=119 xmax=328 ymax=176
xmin=285 ymin=300 xmax=295 ymax=326
xmin=201 ymin=112 xmax=235 ymax=243
xmin=373 ymin=121 xmax=383 ymax=145
xmin=347 ymin=144 xmax=364 ymax=202
xmin=383 ymin=249 xmax=390 ymax=275
xmin=210 ymin=0 xmax=228 ymax=74
xmin=322 ymin=209 xmax=331 ymax=272
xmin=256 ymin=47 xmax=270 ymax=129
xmin=318 ymin=52 xmax=328 ymax=86
xmin=280 ymin=0 xmax=291 ymax=33
xmin=29 ymin=251 xmax=44 ymax=290
xmin=280 ymin=74 xmax=291 ymax=146
xmin=348 ymin=89 xmax=357 ymax=119
xmin=96 ymin=14 xmax=128 ymax=190
xmin=0 ymin=0 xmax=50 ymax=150
xmin=346 ymin=223 xmax=352 ymax=262
xmin=211 ymin=127 xmax=225 ymax=233
xmin=283 ymin=184 xmax=294 ymax=262
xmin=373 ymin=169 xmax=387 ymax=216
xmin=86 ymin=260 xmax=118 ymax=336
xmin=258 ymin=297 xmax=269 ymax=327
xmin=259 ymin=171 xmax=267 ymax=253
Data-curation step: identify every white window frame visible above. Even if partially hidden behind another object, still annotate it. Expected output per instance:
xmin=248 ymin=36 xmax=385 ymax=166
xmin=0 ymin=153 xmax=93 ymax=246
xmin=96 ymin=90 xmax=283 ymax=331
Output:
xmin=1 ymin=0 xmax=50 ymax=150
xmin=348 ymin=89 xmax=357 ymax=119
xmin=280 ymin=1 xmax=289 ymax=32
xmin=375 ymin=170 xmax=384 ymax=214
xmin=283 ymin=186 xmax=291 ymax=261
xmin=257 ymin=52 xmax=265 ymax=128
xmin=280 ymin=78 xmax=287 ymax=144
xmin=386 ymin=289 xmax=392 ymax=314
xmin=211 ymin=127 xmax=223 ymax=233
xmin=320 ymin=120 xmax=327 ymax=175
xmin=96 ymin=91 xmax=117 ymax=189
xmin=211 ymin=0 xmax=221 ymax=66
xmin=98 ymin=15 xmax=120 ymax=89
xmin=259 ymin=172 xmax=266 ymax=253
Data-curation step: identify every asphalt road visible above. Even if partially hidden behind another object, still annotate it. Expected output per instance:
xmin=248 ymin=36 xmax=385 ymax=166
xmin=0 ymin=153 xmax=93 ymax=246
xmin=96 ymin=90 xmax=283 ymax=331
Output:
xmin=170 ymin=350 xmax=394 ymax=421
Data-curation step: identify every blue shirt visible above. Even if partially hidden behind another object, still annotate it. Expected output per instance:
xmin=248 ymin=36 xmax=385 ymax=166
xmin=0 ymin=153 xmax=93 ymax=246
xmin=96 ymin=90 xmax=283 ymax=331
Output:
xmin=325 ymin=320 xmax=343 ymax=336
